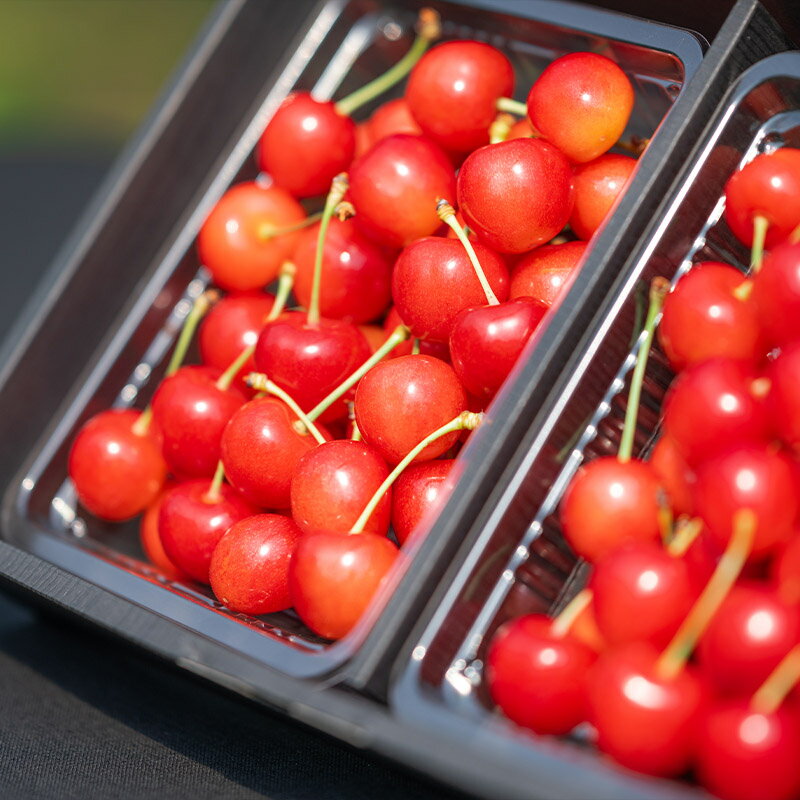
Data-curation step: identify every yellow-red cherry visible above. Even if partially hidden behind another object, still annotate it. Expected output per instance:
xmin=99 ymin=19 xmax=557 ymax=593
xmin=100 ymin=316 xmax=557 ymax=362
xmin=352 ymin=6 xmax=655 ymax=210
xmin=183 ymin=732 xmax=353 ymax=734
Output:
xmin=509 ymin=241 xmax=587 ymax=307
xmin=569 ymin=153 xmax=636 ymax=239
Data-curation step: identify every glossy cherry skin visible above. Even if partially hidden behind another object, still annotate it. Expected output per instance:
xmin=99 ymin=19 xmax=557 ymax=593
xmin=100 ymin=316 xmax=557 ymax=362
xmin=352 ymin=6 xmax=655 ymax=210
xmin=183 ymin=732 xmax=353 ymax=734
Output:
xmin=209 ymin=513 xmax=301 ymax=614
xmin=392 ymin=459 xmax=454 ymax=545
xmin=254 ymin=312 xmax=372 ymax=422
xmin=354 ymin=355 xmax=466 ymax=465
xmin=509 ymin=241 xmax=587 ymax=307
xmin=220 ymin=397 xmax=328 ymax=509
xmin=486 ymin=615 xmax=596 ymax=735
xmin=197 ymin=181 xmax=306 ymax=291
xmin=772 ymin=534 xmax=800 ymax=604
xmin=648 ymin=436 xmax=694 ymax=517
xmin=368 ymin=98 xmax=422 ymax=142
xmin=382 ymin=307 xmax=450 ymax=362
xmin=151 ymin=366 xmax=248 ymax=479
xmin=292 ymin=218 xmax=392 ymax=324
xmin=590 ymin=542 xmax=695 ymax=648
xmin=693 ymin=445 xmax=798 ymax=559
xmin=198 ymin=291 xmax=275 ymax=380
xmin=139 ymin=481 xmax=186 ymax=581
xmin=457 ymin=139 xmax=573 ymax=254
xmin=349 ymin=134 xmax=456 ymax=249
xmin=586 ymin=642 xmax=709 ymax=776
xmin=560 ymin=457 xmax=662 ymax=563
xmin=449 ymin=298 xmax=548 ymax=401
xmin=290 ymin=532 xmax=398 ymax=639
xmin=392 ymin=237 xmax=510 ymax=342
xmin=256 ymin=92 xmax=356 ymax=198
xmin=723 ymin=148 xmax=800 ymax=248
xmin=767 ymin=342 xmax=800 ymax=451
xmin=658 ymin=262 xmax=762 ymax=371
xmin=697 ymin=702 xmax=800 ymax=800
xmin=527 ymin=52 xmax=634 ymax=163
xmin=698 ymin=584 xmax=800 ymax=695
xmin=662 ymin=358 xmax=770 ymax=468
xmin=569 ymin=154 xmax=636 ymax=239
xmin=290 ymin=440 xmax=391 ymax=538
xmin=158 ymin=480 xmax=259 ymax=584
xmin=406 ymin=40 xmax=514 ymax=154
xmin=751 ymin=242 xmax=800 ymax=347
xmin=68 ymin=409 xmax=167 ymax=522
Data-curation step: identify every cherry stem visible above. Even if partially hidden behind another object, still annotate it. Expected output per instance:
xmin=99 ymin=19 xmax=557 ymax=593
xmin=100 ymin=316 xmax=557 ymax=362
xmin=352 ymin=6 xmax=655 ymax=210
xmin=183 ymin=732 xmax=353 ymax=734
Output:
xmin=258 ymin=212 xmax=322 ymax=242
xmin=550 ymin=589 xmax=593 ymax=638
xmin=616 ymin=136 xmax=649 ymax=156
xmin=732 ymin=278 xmax=753 ymax=302
xmin=268 ymin=260 xmax=297 ymax=321
xmin=131 ymin=406 xmax=154 ymax=437
xmin=217 ymin=346 xmax=255 ymax=392
xmin=658 ymin=500 xmax=673 ymax=546
xmin=244 ymin=372 xmax=326 ymax=445
xmin=750 ymin=214 xmax=769 ymax=273
xmin=411 ymin=338 xmax=421 ymax=355
xmin=305 ymin=324 xmax=411 ymax=421
xmin=204 ymin=460 xmax=226 ymax=504
xmin=489 ymin=112 xmax=515 ymax=144
xmin=790 ymin=222 xmax=800 ymax=245
xmin=349 ymin=410 xmax=482 ymax=534
xmin=165 ymin=291 xmax=218 ymax=379
xmin=495 ymin=97 xmax=528 ymax=117
xmin=656 ymin=508 xmax=755 ymax=681
xmin=334 ymin=8 xmax=441 ymax=117
xmin=436 ymin=199 xmax=499 ymax=305
xmin=751 ymin=644 xmax=800 ymax=715
xmin=618 ymin=277 xmax=669 ymax=463
xmin=666 ymin=516 xmax=703 ymax=558
xmin=308 ymin=173 xmax=349 ymax=327
xmin=351 ymin=422 xmax=362 ymax=442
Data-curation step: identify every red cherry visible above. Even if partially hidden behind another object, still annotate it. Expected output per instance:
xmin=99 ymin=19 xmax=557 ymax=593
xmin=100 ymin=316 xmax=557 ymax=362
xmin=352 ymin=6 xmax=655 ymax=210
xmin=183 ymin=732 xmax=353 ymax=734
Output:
xmin=486 ymin=615 xmax=596 ymax=735
xmin=349 ymin=134 xmax=456 ymax=249
xmin=527 ymin=52 xmax=634 ymax=163
xmin=658 ymin=262 xmax=762 ymax=371
xmin=197 ymin=182 xmax=305 ymax=292
xmin=368 ymin=98 xmax=422 ymax=142
xmin=509 ymin=241 xmax=587 ymax=307
xmin=292 ymin=218 xmax=392 ymax=324
xmin=139 ymin=481 xmax=186 ymax=581
xmin=392 ymin=236 xmax=510 ymax=342
xmin=220 ymin=397 xmax=327 ymax=509
xmin=560 ymin=457 xmax=662 ymax=563
xmin=767 ymin=342 xmax=800 ymax=451
xmin=354 ymin=355 xmax=466 ymax=464
xmin=723 ymin=149 xmax=800 ymax=248
xmin=391 ymin=459 xmax=453 ymax=545
xmin=290 ymin=440 xmax=391 ymax=538
xmin=457 ymin=139 xmax=573 ymax=254
xmin=209 ymin=513 xmax=301 ymax=614
xmin=405 ymin=40 xmax=514 ymax=154
xmin=256 ymin=93 xmax=356 ymax=198
xmin=751 ymin=242 xmax=800 ymax=347
xmin=569 ymin=154 xmax=636 ymax=239
xmin=507 ymin=117 xmax=536 ymax=140
xmin=68 ymin=409 xmax=167 ymax=522
xmin=586 ymin=642 xmax=708 ymax=776
xmin=772 ymin=535 xmax=800 ymax=604
xmin=198 ymin=292 xmax=275 ymax=380
xmin=358 ymin=323 xmax=387 ymax=354
xmin=290 ymin=532 xmax=398 ymax=639
xmin=697 ymin=702 xmax=800 ymax=800
xmin=648 ymin=436 xmax=694 ymax=517
xmin=449 ymin=298 xmax=548 ymax=401
xmin=159 ymin=480 xmax=259 ymax=584
xmin=382 ymin=307 xmax=450 ymax=361
xmin=354 ymin=121 xmax=374 ymax=159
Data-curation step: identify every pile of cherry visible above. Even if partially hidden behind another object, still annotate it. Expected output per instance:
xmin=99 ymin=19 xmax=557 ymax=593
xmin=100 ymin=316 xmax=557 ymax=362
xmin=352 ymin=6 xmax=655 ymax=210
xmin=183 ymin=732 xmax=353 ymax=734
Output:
xmin=487 ymin=146 xmax=800 ymax=800
xmin=66 ymin=9 xmax=641 ymax=643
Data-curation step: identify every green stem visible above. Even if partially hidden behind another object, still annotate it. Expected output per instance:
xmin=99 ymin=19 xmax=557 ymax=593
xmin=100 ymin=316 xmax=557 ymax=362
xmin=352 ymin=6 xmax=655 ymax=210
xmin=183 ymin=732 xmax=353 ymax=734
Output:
xmin=436 ymin=199 xmax=499 ymax=305
xmin=334 ymin=8 xmax=441 ymax=117
xmin=166 ymin=290 xmax=217 ymax=378
xmin=258 ymin=212 xmax=322 ymax=241
xmin=496 ymin=97 xmax=528 ymax=117
xmin=550 ymin=589 xmax=593 ymax=638
xmin=751 ymin=644 xmax=800 ymax=714
xmin=349 ymin=411 xmax=482 ymax=534
xmin=666 ymin=517 xmax=703 ymax=558
xmin=618 ymin=277 xmax=669 ymax=463
xmin=411 ymin=338 xmax=421 ymax=355
xmin=131 ymin=406 xmax=154 ymax=437
xmin=790 ymin=222 xmax=800 ymax=245
xmin=204 ymin=460 xmax=226 ymax=503
xmin=489 ymin=112 xmax=514 ymax=144
xmin=306 ymin=324 xmax=411 ymax=421
xmin=268 ymin=261 xmax=296 ymax=322
xmin=308 ymin=174 xmax=349 ymax=327
xmin=216 ymin=346 xmax=255 ymax=392
xmin=750 ymin=214 xmax=769 ymax=273
xmin=351 ymin=421 xmax=362 ymax=442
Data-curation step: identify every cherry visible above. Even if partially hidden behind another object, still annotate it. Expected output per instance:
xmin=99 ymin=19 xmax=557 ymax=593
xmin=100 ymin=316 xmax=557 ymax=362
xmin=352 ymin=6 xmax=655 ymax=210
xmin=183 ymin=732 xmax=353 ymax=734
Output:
xmin=354 ymin=121 xmax=374 ymax=159
xmin=382 ymin=307 xmax=450 ymax=361
xmin=291 ymin=218 xmax=392 ymax=324
xmin=486 ymin=614 xmax=596 ymax=735
xmin=392 ymin=236 xmax=509 ymax=342
xmin=569 ymin=153 xmax=636 ymax=239
xmin=139 ymin=481 xmax=186 ymax=581
xmin=509 ymin=241 xmax=587 ymax=307
xmin=507 ymin=116 xmax=536 ymax=140
xmin=196 ymin=181 xmax=305 ymax=291
xmin=289 ymin=532 xmax=398 ymax=639
xmin=526 ymin=52 xmax=634 ymax=164
xmin=391 ymin=458 xmax=453 ymax=545
xmin=456 ymin=139 xmax=573 ymax=253
xmin=766 ymin=342 xmax=800 ymax=451
xmin=648 ymin=435 xmax=694 ymax=517
xmin=158 ymin=479 xmax=258 ymax=584
xmin=751 ymin=242 xmax=800 ymax=347
xmin=658 ymin=261 xmax=762 ymax=371
xmin=662 ymin=358 xmax=770 ymax=468
xmin=772 ymin=535 xmax=800 ymax=604
xmin=368 ymin=97 xmax=422 ymax=142
xmin=349 ymin=134 xmax=456 ymax=249
xmin=68 ymin=409 xmax=167 ymax=522
xmin=208 ymin=513 xmax=301 ymax=615
xmin=354 ymin=354 xmax=466 ymax=464
xmin=449 ymin=297 xmax=548 ymax=401
xmin=290 ymin=440 xmax=391 ymax=538
xmin=405 ymin=40 xmax=513 ymax=154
